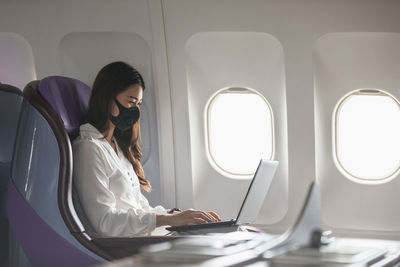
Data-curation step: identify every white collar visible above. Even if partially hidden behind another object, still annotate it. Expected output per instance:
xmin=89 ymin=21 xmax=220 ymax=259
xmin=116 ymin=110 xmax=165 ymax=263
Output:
xmin=79 ymin=123 xmax=122 ymax=157
xmin=79 ymin=123 xmax=104 ymax=139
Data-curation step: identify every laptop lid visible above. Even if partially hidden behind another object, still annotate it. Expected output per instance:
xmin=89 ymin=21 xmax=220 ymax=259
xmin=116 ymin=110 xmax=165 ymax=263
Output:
xmin=235 ymin=159 xmax=279 ymax=224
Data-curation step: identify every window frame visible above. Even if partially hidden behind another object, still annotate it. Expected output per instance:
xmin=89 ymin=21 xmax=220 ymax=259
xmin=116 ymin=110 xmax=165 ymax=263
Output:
xmin=333 ymin=88 xmax=400 ymax=184
xmin=205 ymin=87 xmax=275 ymax=179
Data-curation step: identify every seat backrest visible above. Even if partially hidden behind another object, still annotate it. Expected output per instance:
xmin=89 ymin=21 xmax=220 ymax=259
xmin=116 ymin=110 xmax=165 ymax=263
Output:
xmin=7 ymin=77 xmax=109 ymax=267
xmin=0 ymin=83 xmax=23 ymax=267
xmin=0 ymin=83 xmax=23 ymax=163
xmin=0 ymin=83 xmax=22 ymax=193
xmin=36 ymin=76 xmax=98 ymax=236
xmin=37 ymin=76 xmax=91 ymax=140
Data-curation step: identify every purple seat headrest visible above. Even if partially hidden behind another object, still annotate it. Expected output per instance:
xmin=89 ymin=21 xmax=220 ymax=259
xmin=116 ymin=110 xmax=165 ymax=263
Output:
xmin=38 ymin=76 xmax=91 ymax=140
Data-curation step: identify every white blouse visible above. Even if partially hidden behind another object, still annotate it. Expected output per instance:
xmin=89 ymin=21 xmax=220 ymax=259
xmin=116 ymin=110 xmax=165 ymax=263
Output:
xmin=72 ymin=123 xmax=167 ymax=237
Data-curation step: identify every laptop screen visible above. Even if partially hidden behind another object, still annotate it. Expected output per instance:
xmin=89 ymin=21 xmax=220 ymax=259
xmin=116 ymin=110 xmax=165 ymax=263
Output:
xmin=235 ymin=159 xmax=279 ymax=224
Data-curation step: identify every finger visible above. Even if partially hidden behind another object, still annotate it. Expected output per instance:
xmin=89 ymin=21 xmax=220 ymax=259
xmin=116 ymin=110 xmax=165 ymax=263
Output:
xmin=208 ymin=211 xmax=222 ymax=221
xmin=196 ymin=212 xmax=215 ymax=223
xmin=199 ymin=211 xmax=218 ymax=222
xmin=188 ymin=210 xmax=215 ymax=222
xmin=193 ymin=218 xmax=207 ymax=224
xmin=204 ymin=212 xmax=218 ymax=222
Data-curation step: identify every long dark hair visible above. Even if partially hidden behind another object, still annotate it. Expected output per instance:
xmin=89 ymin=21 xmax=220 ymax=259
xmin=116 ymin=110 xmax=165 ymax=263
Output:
xmin=86 ymin=61 xmax=151 ymax=192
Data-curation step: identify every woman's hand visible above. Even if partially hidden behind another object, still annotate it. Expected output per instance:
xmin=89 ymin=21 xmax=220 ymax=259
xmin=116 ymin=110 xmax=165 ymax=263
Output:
xmin=156 ymin=209 xmax=222 ymax=227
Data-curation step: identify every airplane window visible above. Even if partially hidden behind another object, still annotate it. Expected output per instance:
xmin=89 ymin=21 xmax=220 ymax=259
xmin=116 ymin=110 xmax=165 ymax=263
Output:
xmin=206 ymin=87 xmax=274 ymax=178
xmin=334 ymin=89 xmax=400 ymax=183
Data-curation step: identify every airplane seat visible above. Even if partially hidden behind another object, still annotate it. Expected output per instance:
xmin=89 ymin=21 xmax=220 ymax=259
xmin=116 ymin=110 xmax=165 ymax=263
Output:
xmin=7 ymin=77 xmax=107 ymax=266
xmin=7 ymin=76 xmax=179 ymax=266
xmin=0 ymin=83 xmax=23 ymax=164
xmin=0 ymin=83 xmax=22 ymax=194
xmin=34 ymin=76 xmax=99 ymax=235
xmin=34 ymin=76 xmax=100 ymax=238
xmin=0 ymin=83 xmax=23 ymax=267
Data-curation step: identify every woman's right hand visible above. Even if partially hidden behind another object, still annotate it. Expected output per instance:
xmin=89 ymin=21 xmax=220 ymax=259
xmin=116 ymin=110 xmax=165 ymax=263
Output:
xmin=169 ymin=209 xmax=220 ymax=226
xmin=156 ymin=209 xmax=221 ymax=227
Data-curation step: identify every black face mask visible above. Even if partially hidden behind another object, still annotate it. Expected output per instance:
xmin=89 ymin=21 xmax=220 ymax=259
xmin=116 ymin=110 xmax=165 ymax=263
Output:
xmin=110 ymin=97 xmax=140 ymax=131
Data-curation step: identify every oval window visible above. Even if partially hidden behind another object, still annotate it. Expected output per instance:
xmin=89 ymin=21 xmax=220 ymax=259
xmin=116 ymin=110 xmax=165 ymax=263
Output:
xmin=206 ymin=88 xmax=274 ymax=178
xmin=334 ymin=89 xmax=400 ymax=183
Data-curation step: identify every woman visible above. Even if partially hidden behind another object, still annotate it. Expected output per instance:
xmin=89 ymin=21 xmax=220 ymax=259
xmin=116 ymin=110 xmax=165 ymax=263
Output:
xmin=73 ymin=61 xmax=220 ymax=237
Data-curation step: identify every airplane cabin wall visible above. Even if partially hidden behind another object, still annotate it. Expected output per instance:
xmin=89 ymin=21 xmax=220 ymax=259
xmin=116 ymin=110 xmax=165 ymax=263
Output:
xmin=161 ymin=0 xmax=400 ymax=237
xmin=0 ymin=32 xmax=36 ymax=90
xmin=315 ymin=32 xmax=400 ymax=238
xmin=185 ymin=31 xmax=289 ymax=225
xmin=1 ymin=0 xmax=400 ymax=239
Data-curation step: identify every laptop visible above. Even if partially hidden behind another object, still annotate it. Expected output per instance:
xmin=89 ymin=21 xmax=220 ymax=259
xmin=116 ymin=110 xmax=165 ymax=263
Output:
xmin=166 ymin=159 xmax=279 ymax=233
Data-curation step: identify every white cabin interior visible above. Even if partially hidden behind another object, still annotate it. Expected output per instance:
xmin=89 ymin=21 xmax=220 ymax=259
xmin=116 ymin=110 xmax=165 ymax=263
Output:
xmin=1 ymin=1 xmax=400 ymax=265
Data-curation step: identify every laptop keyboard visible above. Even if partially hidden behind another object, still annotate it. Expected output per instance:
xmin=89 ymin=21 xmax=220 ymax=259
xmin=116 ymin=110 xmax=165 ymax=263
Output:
xmin=165 ymin=219 xmax=236 ymax=232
